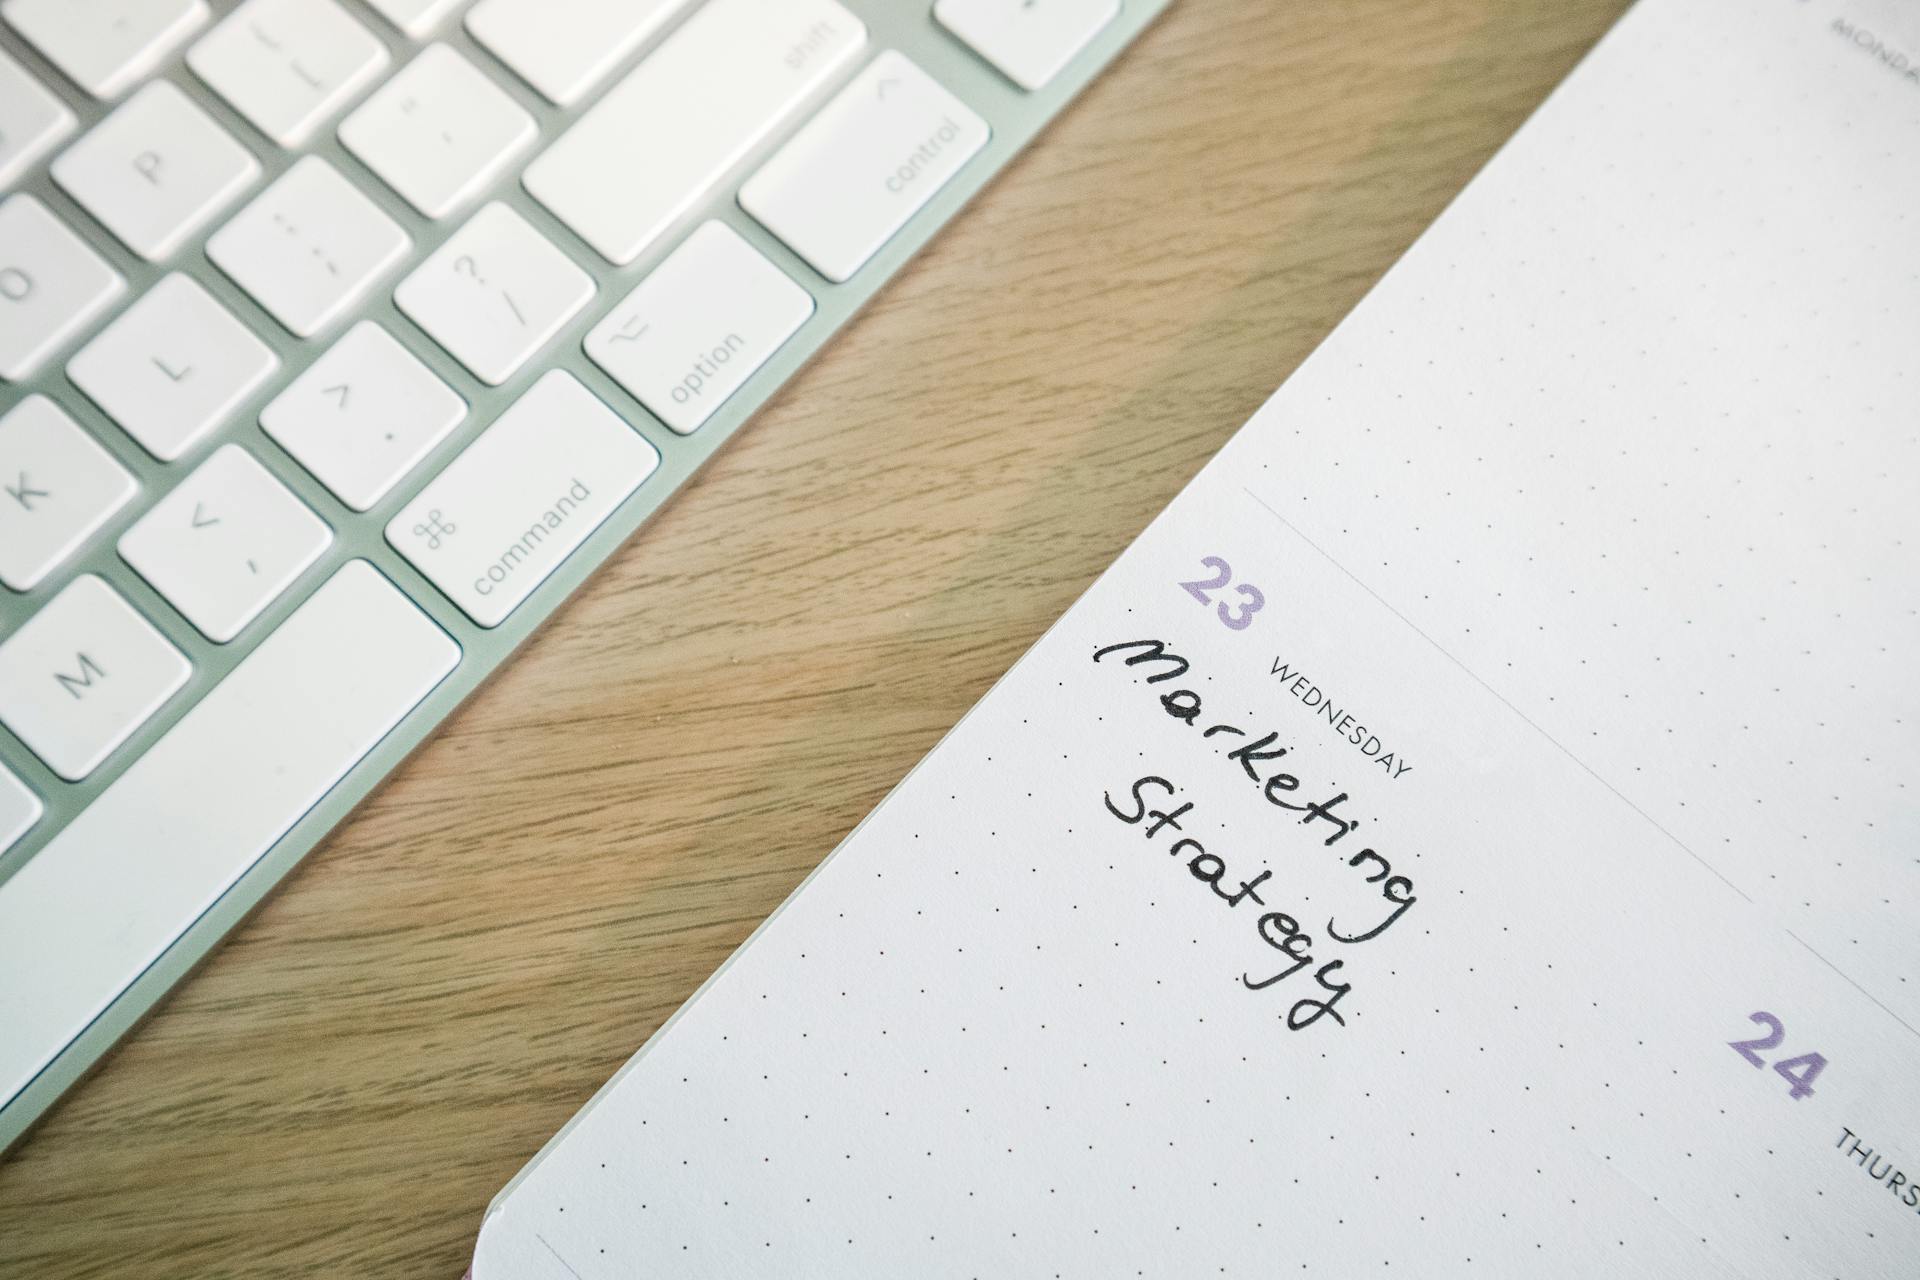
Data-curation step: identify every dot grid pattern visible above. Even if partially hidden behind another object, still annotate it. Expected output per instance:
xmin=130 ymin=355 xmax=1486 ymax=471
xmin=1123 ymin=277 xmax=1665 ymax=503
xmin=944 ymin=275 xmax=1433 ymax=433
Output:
xmin=476 ymin=2 xmax=1920 ymax=1275
xmin=1250 ymin=0 xmax=1920 ymax=1028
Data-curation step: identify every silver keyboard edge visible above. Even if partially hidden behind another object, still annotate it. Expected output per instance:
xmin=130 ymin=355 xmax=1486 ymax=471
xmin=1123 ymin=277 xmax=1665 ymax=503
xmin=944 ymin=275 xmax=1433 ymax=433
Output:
xmin=0 ymin=0 xmax=1177 ymax=1154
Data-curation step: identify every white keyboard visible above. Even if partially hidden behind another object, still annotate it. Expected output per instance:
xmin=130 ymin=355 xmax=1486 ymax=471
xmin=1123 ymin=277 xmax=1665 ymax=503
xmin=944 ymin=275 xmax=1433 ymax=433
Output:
xmin=0 ymin=0 xmax=1169 ymax=1150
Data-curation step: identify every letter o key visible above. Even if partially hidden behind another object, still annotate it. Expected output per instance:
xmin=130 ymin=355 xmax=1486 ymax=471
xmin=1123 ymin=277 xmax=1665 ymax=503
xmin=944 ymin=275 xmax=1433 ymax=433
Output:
xmin=0 ymin=267 xmax=32 ymax=302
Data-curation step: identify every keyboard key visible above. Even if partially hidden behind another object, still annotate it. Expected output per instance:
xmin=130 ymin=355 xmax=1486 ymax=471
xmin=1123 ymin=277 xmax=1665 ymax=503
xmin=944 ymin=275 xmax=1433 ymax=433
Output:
xmin=0 ymin=396 xmax=139 ymax=592
xmin=388 ymin=370 xmax=657 ymax=626
xmin=0 ymin=760 xmax=36 ymax=852
xmin=261 ymin=321 xmax=465 ymax=512
xmin=1 ymin=0 xmax=209 ymax=100
xmin=188 ymin=0 xmax=389 ymax=148
xmin=67 ymin=273 xmax=278 ymax=462
xmin=743 ymin=52 xmax=990 ymax=284
xmin=466 ymin=0 xmax=689 ymax=107
xmin=394 ymin=202 xmax=593 ymax=385
xmin=208 ymin=156 xmax=410 ymax=338
xmin=934 ymin=0 xmax=1119 ymax=91
xmin=0 ymin=195 xmax=124 ymax=382
xmin=51 ymin=80 xmax=261 ymax=262
xmin=339 ymin=44 xmax=536 ymax=220
xmin=119 ymin=445 xmax=331 ymax=643
xmin=0 ymin=574 xmax=190 ymax=781
xmin=0 ymin=46 xmax=74 ymax=186
xmin=363 ymin=0 xmax=466 ymax=38
xmin=524 ymin=0 xmax=866 ymax=266
xmin=586 ymin=221 xmax=812 ymax=435
xmin=0 ymin=560 xmax=458 ymax=1108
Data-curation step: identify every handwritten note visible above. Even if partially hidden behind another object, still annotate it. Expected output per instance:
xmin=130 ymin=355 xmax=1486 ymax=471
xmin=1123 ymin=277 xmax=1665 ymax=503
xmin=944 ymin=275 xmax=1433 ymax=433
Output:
xmin=474 ymin=3 xmax=1920 ymax=1275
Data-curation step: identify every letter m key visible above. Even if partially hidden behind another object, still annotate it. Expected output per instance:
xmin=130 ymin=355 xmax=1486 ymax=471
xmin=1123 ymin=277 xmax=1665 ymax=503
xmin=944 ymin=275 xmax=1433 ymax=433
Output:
xmin=54 ymin=652 xmax=106 ymax=700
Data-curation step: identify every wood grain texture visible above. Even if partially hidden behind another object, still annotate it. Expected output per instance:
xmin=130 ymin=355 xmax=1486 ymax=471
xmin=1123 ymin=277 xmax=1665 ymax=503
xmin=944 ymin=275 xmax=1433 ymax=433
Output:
xmin=0 ymin=2 xmax=1633 ymax=1275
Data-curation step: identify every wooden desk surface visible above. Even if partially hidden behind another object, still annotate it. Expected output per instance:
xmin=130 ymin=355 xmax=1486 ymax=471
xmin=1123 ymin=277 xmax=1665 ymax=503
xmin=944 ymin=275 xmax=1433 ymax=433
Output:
xmin=0 ymin=2 xmax=1631 ymax=1275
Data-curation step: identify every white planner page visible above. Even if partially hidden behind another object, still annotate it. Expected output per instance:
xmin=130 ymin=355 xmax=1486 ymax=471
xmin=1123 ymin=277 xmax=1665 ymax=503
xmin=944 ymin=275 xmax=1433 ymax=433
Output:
xmin=476 ymin=0 xmax=1920 ymax=1274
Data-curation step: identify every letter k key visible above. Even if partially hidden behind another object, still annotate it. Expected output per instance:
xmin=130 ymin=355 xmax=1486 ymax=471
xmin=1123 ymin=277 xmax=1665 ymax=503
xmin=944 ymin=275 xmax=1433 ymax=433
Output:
xmin=7 ymin=471 xmax=50 ymax=512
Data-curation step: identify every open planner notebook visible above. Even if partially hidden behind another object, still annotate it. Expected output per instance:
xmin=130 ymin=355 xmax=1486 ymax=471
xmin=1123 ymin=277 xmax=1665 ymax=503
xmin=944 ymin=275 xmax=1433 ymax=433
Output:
xmin=473 ymin=0 xmax=1920 ymax=1274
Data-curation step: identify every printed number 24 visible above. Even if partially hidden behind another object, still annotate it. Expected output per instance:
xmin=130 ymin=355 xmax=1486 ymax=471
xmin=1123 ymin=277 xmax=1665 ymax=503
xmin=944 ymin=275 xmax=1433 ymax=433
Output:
xmin=1728 ymin=1011 xmax=1827 ymax=1101
xmin=1179 ymin=556 xmax=1265 ymax=631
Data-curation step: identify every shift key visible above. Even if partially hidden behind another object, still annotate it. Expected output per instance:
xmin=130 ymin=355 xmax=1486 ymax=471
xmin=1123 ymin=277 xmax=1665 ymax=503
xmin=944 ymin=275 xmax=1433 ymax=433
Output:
xmin=388 ymin=371 xmax=659 ymax=627
xmin=522 ymin=0 xmax=866 ymax=266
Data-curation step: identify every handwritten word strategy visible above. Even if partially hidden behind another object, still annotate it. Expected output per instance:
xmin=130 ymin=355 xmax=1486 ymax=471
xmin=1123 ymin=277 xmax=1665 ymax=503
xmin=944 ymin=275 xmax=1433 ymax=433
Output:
xmin=1092 ymin=639 xmax=1422 ymax=1030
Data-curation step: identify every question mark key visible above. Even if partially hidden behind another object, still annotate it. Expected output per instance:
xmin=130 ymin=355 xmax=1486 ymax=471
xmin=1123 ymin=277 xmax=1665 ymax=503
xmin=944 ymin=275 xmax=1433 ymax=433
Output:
xmin=394 ymin=203 xmax=597 ymax=385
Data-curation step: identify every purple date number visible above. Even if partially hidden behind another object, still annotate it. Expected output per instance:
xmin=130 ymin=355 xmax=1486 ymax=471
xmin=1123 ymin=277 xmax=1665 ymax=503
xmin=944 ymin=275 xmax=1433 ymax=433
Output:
xmin=1179 ymin=556 xmax=1266 ymax=632
xmin=1728 ymin=1010 xmax=1827 ymax=1101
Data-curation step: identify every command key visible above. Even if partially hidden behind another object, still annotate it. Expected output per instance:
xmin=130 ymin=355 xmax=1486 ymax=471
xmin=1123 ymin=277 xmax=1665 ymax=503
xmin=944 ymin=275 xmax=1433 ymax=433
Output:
xmin=387 ymin=371 xmax=659 ymax=628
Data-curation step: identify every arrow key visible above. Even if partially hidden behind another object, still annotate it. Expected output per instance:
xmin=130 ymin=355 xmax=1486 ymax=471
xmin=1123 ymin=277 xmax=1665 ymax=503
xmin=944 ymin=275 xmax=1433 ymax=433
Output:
xmin=118 ymin=445 xmax=331 ymax=642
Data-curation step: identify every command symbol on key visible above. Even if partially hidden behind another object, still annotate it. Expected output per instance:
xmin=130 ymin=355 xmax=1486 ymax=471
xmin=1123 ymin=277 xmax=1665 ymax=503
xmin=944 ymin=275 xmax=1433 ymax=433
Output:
xmin=414 ymin=509 xmax=456 ymax=550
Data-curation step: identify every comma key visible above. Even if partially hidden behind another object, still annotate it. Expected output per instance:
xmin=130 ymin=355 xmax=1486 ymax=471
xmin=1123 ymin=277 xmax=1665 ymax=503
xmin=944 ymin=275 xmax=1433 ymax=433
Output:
xmin=386 ymin=371 xmax=659 ymax=628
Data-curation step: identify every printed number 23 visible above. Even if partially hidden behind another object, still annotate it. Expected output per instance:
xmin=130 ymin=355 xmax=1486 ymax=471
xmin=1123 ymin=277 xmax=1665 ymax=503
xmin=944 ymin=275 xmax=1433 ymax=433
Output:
xmin=1179 ymin=556 xmax=1265 ymax=631
xmin=1728 ymin=1011 xmax=1827 ymax=1101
